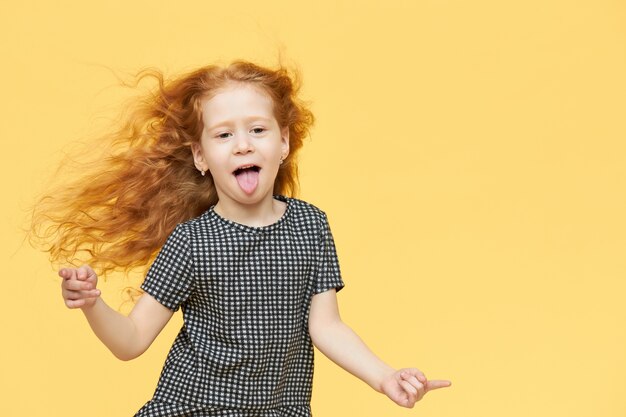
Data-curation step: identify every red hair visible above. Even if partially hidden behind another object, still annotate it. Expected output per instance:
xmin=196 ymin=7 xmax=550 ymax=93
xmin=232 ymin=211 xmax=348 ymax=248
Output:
xmin=30 ymin=60 xmax=314 ymax=275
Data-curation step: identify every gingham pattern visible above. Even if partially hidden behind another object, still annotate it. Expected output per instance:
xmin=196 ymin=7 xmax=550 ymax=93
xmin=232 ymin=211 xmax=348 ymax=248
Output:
xmin=136 ymin=195 xmax=344 ymax=417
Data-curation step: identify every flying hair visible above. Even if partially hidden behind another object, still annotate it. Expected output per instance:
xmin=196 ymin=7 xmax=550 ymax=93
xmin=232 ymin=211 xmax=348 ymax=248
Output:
xmin=30 ymin=60 xmax=315 ymax=276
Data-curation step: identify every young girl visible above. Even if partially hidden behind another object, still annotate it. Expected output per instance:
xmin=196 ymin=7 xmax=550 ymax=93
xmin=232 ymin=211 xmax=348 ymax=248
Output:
xmin=34 ymin=60 xmax=451 ymax=416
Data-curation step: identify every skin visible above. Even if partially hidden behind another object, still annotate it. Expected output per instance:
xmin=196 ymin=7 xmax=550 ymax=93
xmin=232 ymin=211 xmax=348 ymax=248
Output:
xmin=60 ymin=83 xmax=451 ymax=408
xmin=191 ymin=82 xmax=290 ymax=228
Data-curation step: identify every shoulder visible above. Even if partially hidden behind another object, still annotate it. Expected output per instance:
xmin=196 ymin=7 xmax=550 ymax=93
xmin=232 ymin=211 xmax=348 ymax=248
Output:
xmin=282 ymin=196 xmax=332 ymax=239
xmin=284 ymin=196 xmax=328 ymax=220
xmin=166 ymin=210 xmax=211 ymax=243
xmin=178 ymin=211 xmax=210 ymax=229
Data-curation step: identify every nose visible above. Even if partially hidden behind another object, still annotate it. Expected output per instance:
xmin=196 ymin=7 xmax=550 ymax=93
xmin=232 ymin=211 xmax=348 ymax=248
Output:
xmin=233 ymin=131 xmax=254 ymax=154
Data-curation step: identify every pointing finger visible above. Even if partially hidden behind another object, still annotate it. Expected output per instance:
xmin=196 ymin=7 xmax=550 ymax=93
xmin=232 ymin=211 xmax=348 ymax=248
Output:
xmin=426 ymin=380 xmax=452 ymax=391
xmin=77 ymin=266 xmax=89 ymax=280
xmin=58 ymin=268 xmax=75 ymax=280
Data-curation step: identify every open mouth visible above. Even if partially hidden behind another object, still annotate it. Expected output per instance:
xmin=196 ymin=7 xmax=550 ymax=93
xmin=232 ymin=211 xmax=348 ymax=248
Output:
xmin=233 ymin=165 xmax=261 ymax=176
xmin=233 ymin=165 xmax=261 ymax=195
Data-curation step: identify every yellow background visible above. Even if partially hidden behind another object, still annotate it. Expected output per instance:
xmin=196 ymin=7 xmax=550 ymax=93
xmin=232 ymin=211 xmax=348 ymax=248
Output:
xmin=2 ymin=1 xmax=625 ymax=416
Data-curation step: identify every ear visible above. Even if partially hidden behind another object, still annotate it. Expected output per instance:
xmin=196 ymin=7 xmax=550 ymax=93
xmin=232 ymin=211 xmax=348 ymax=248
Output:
xmin=190 ymin=142 xmax=207 ymax=171
xmin=280 ymin=126 xmax=290 ymax=159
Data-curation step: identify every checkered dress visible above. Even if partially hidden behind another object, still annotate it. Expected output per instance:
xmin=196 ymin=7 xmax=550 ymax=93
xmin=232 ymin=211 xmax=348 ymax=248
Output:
xmin=135 ymin=195 xmax=345 ymax=417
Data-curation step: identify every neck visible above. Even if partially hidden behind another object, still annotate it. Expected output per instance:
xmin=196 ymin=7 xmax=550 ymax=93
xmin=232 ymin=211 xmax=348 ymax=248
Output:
xmin=214 ymin=194 xmax=286 ymax=227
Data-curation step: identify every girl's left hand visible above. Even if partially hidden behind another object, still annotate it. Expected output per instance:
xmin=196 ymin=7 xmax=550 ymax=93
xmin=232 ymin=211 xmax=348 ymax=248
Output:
xmin=380 ymin=367 xmax=451 ymax=408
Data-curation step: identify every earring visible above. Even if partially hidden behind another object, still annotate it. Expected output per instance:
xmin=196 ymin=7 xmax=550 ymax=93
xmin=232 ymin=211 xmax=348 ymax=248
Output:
xmin=201 ymin=169 xmax=205 ymax=176
xmin=279 ymin=157 xmax=284 ymax=165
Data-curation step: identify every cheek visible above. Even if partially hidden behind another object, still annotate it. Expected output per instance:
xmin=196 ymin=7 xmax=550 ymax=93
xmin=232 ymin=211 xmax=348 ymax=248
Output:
xmin=204 ymin=151 xmax=230 ymax=173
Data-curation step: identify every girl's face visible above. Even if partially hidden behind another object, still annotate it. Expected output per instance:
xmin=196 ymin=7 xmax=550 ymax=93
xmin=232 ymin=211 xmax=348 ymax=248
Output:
xmin=191 ymin=84 xmax=289 ymax=207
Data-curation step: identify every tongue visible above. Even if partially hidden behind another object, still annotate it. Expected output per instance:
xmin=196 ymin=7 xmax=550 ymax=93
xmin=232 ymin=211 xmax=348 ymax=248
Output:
xmin=235 ymin=169 xmax=259 ymax=194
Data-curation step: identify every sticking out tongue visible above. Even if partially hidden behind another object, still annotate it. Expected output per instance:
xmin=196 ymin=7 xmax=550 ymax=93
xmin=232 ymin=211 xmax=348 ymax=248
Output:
xmin=235 ymin=168 xmax=259 ymax=195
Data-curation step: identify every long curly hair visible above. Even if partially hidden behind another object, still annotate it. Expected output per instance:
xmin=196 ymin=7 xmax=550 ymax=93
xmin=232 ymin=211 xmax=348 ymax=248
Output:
xmin=30 ymin=60 xmax=315 ymax=276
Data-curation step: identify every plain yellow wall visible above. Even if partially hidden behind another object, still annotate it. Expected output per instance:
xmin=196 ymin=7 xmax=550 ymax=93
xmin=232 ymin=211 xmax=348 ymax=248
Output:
xmin=2 ymin=1 xmax=625 ymax=416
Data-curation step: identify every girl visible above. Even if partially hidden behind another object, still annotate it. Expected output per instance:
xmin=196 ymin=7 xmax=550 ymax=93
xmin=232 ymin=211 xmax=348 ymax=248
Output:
xmin=34 ymin=60 xmax=451 ymax=416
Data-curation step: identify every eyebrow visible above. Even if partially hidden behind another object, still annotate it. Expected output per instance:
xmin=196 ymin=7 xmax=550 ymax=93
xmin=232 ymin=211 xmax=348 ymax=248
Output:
xmin=206 ymin=116 xmax=274 ymax=130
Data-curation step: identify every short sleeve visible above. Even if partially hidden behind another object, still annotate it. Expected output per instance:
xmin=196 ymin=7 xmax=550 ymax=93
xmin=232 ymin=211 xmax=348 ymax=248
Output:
xmin=141 ymin=224 xmax=194 ymax=311
xmin=313 ymin=212 xmax=345 ymax=294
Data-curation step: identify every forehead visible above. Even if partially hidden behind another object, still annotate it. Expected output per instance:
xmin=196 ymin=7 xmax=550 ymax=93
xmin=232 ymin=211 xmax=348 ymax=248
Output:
xmin=200 ymin=84 xmax=276 ymax=126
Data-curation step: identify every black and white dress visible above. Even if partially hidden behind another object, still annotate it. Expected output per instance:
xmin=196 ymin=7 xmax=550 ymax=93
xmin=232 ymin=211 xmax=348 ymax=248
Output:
xmin=135 ymin=195 xmax=345 ymax=417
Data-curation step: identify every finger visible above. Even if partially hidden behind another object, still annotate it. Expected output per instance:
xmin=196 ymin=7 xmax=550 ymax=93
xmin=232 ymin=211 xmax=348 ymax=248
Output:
xmin=403 ymin=375 xmax=425 ymax=394
xmin=77 ymin=289 xmax=100 ymax=299
xmin=77 ymin=265 xmax=91 ymax=281
xmin=58 ymin=268 xmax=76 ymax=280
xmin=412 ymin=379 xmax=426 ymax=401
xmin=399 ymin=379 xmax=422 ymax=404
xmin=85 ymin=289 xmax=101 ymax=298
xmin=64 ymin=290 xmax=100 ymax=307
xmin=401 ymin=369 xmax=427 ymax=384
xmin=426 ymin=380 xmax=452 ymax=391
xmin=63 ymin=289 xmax=80 ymax=300
xmin=65 ymin=298 xmax=87 ymax=309
xmin=64 ymin=279 xmax=94 ymax=292
xmin=63 ymin=287 xmax=100 ymax=300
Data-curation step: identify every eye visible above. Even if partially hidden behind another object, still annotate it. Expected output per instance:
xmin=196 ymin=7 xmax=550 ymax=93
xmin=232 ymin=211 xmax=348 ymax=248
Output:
xmin=216 ymin=132 xmax=232 ymax=139
xmin=251 ymin=127 xmax=265 ymax=134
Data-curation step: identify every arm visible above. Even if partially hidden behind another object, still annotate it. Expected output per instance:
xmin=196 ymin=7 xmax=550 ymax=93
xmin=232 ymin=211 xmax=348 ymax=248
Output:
xmin=308 ymin=289 xmax=394 ymax=392
xmin=308 ymin=289 xmax=451 ymax=408
xmin=60 ymin=265 xmax=174 ymax=361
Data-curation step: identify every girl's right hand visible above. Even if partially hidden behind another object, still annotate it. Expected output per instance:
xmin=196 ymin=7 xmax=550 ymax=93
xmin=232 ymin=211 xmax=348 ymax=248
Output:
xmin=59 ymin=265 xmax=101 ymax=309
